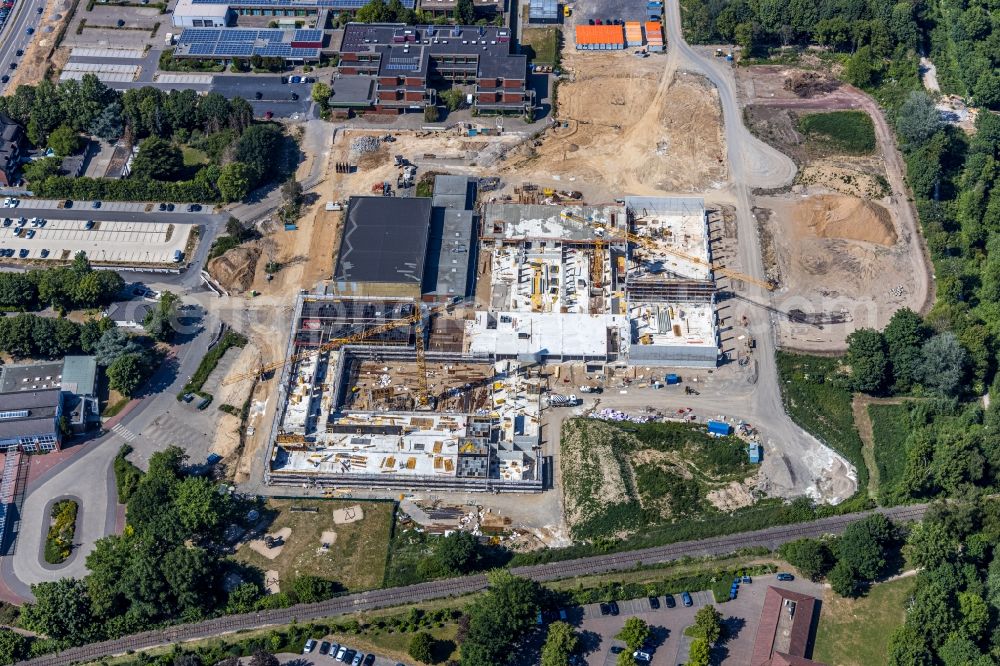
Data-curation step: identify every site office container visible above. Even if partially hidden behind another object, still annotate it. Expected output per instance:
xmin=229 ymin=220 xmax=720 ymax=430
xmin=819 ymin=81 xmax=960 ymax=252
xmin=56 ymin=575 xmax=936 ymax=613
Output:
xmin=707 ymin=420 xmax=732 ymax=436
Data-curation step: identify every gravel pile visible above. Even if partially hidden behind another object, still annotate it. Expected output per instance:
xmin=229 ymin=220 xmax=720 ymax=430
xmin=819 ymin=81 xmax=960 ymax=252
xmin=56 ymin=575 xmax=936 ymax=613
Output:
xmin=351 ymin=136 xmax=381 ymax=154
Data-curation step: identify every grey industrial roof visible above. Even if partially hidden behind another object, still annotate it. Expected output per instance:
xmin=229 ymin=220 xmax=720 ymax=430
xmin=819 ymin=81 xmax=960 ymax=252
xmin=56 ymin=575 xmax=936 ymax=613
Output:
xmin=424 ymin=207 xmax=475 ymax=298
xmin=0 ymin=389 xmax=61 ymax=440
xmin=106 ymin=300 xmax=154 ymax=324
xmin=329 ymin=75 xmax=376 ymax=107
xmin=61 ymin=356 xmax=98 ymax=396
xmin=432 ymin=174 xmax=476 ymax=210
xmin=334 ymin=196 xmax=433 ymax=286
xmin=528 ymin=0 xmax=557 ymax=20
xmin=0 ymin=361 xmax=62 ymax=393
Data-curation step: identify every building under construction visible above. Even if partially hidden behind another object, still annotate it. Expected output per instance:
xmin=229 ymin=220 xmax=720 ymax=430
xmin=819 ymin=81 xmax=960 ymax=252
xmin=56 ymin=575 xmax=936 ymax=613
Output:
xmin=262 ymin=196 xmax=720 ymax=492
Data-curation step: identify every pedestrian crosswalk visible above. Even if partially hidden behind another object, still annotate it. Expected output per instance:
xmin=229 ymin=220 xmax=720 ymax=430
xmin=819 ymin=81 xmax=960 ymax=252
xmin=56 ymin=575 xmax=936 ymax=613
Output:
xmin=111 ymin=424 xmax=138 ymax=443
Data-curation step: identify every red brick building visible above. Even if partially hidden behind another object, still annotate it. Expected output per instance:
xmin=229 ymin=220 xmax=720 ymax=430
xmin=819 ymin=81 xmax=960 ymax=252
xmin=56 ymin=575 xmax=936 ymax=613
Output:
xmin=750 ymin=587 xmax=828 ymax=666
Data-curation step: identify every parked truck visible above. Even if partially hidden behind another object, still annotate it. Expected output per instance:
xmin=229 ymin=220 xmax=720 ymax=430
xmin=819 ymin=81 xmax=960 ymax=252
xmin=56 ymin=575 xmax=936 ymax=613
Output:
xmin=547 ymin=394 xmax=580 ymax=407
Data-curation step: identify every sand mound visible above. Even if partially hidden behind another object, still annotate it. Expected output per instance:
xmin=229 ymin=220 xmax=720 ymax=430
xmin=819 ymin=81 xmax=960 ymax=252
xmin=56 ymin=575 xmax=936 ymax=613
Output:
xmin=208 ymin=246 xmax=261 ymax=293
xmin=793 ymin=195 xmax=896 ymax=246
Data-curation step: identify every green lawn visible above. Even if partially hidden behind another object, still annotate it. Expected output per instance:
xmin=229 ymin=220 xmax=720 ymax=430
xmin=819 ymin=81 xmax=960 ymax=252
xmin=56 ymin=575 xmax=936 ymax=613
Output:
xmin=868 ymin=402 xmax=913 ymax=505
xmin=520 ymin=27 xmax=561 ymax=66
xmin=776 ymin=352 xmax=868 ymax=501
xmin=797 ymin=110 xmax=877 ymax=154
xmin=181 ymin=145 xmax=209 ymax=167
xmin=813 ymin=576 xmax=916 ymax=666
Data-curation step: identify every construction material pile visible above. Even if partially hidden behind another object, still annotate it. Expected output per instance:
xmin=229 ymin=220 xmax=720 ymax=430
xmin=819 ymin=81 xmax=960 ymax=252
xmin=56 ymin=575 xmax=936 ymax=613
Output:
xmin=588 ymin=408 xmax=655 ymax=423
xmin=351 ymin=136 xmax=381 ymax=154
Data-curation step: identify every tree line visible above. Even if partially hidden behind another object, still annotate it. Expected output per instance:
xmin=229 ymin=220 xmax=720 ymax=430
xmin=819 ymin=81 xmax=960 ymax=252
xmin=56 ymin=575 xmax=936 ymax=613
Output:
xmin=0 ymin=252 xmax=123 ymax=312
xmin=0 ymin=75 xmax=289 ymax=203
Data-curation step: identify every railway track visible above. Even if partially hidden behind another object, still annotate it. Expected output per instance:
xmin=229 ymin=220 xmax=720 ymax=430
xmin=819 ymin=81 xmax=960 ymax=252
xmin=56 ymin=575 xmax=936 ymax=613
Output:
xmin=15 ymin=503 xmax=928 ymax=666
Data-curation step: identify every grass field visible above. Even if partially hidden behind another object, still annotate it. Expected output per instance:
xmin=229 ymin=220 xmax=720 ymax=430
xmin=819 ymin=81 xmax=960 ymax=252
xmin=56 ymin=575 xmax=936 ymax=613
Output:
xmin=798 ymin=110 xmax=877 ymax=154
xmin=181 ymin=145 xmax=209 ymax=167
xmin=520 ymin=27 xmax=561 ymax=66
xmin=868 ymin=402 xmax=913 ymax=504
xmin=813 ymin=576 xmax=915 ymax=666
xmin=776 ymin=352 xmax=868 ymax=502
xmin=234 ymin=499 xmax=395 ymax=592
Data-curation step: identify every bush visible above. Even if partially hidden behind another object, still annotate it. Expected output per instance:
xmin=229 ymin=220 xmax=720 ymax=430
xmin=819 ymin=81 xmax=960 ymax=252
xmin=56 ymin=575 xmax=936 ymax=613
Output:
xmin=43 ymin=500 xmax=78 ymax=564
xmin=408 ymin=632 xmax=434 ymax=664
xmin=113 ymin=444 xmax=144 ymax=503
xmin=423 ymin=105 xmax=440 ymax=123
xmin=798 ymin=111 xmax=877 ymax=154
xmin=179 ymin=330 xmax=248 ymax=397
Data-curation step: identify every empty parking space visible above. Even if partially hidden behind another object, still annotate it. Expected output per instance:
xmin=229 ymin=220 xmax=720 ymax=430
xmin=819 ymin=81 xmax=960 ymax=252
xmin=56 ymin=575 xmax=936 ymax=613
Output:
xmin=60 ymin=62 xmax=141 ymax=83
xmin=156 ymin=73 xmax=215 ymax=85
xmin=0 ymin=218 xmax=193 ymax=264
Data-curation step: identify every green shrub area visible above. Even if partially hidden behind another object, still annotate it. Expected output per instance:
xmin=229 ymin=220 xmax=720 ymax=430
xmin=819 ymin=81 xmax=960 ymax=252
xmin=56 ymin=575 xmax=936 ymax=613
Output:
xmin=776 ymin=352 xmax=868 ymax=500
xmin=43 ymin=500 xmax=78 ymax=565
xmin=868 ymin=403 xmax=912 ymax=505
xmin=797 ymin=111 xmax=876 ymax=154
xmin=179 ymin=330 xmax=248 ymax=398
xmin=113 ymin=444 xmax=143 ymax=504
xmin=560 ymin=418 xmax=761 ymax=541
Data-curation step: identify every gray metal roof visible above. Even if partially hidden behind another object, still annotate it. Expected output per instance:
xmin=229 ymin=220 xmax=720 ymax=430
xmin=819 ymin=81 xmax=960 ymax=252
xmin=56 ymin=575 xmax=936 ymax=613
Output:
xmin=424 ymin=208 xmax=475 ymax=298
xmin=528 ymin=0 xmax=558 ymax=20
xmin=61 ymin=356 xmax=98 ymax=397
xmin=334 ymin=196 xmax=433 ymax=286
xmin=432 ymin=174 xmax=476 ymax=210
xmin=105 ymin=301 xmax=154 ymax=324
xmin=0 ymin=389 xmax=61 ymax=440
xmin=329 ymin=75 xmax=376 ymax=107
xmin=0 ymin=361 xmax=62 ymax=393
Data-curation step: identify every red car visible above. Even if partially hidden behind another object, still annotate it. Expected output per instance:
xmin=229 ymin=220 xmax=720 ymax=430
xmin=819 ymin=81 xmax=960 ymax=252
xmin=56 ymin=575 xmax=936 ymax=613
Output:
xmin=264 ymin=111 xmax=274 ymax=120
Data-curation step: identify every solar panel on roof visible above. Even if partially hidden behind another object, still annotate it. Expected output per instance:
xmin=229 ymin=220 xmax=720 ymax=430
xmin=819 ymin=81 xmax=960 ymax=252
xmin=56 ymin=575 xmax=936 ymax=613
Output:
xmin=191 ymin=0 xmax=413 ymax=6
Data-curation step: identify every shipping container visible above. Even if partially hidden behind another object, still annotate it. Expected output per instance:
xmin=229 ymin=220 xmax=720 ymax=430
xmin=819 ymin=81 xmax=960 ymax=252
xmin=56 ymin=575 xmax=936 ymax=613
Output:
xmin=707 ymin=420 xmax=732 ymax=436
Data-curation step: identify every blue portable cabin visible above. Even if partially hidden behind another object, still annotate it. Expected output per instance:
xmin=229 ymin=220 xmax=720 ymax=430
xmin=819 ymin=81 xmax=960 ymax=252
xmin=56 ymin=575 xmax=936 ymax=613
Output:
xmin=665 ymin=373 xmax=680 ymax=385
xmin=747 ymin=443 xmax=762 ymax=463
xmin=707 ymin=420 xmax=732 ymax=436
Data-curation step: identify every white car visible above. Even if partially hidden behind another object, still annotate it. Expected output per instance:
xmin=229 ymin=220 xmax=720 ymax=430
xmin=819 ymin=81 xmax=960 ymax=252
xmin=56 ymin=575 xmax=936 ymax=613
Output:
xmin=633 ymin=650 xmax=652 ymax=663
xmin=303 ymin=639 xmax=317 ymax=654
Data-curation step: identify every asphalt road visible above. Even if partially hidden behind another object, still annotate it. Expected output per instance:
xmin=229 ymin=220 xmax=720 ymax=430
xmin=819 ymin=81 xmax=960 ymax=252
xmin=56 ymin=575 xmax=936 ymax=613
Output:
xmin=2 ymin=200 xmax=226 ymax=226
xmin=12 ymin=503 xmax=928 ymax=666
xmin=0 ymin=0 xmax=46 ymax=94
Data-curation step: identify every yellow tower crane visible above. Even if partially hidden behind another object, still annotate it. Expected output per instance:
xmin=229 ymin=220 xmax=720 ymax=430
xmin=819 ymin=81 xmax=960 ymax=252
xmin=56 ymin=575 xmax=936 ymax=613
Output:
xmin=559 ymin=211 xmax=774 ymax=291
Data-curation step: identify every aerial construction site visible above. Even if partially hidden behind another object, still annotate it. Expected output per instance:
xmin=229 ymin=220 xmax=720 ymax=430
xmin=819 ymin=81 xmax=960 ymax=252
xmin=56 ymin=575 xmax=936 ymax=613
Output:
xmin=249 ymin=175 xmax=734 ymax=492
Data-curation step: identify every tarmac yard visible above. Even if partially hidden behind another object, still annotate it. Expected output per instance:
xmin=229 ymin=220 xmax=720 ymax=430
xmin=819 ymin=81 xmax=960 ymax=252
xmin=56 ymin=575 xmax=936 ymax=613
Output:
xmin=0 ymin=219 xmax=193 ymax=264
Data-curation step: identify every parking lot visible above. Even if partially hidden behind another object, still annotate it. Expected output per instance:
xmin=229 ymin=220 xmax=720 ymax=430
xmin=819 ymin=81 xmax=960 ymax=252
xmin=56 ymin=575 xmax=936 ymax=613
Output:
xmin=269 ymin=648 xmax=404 ymax=666
xmin=576 ymin=575 xmax=825 ymax=666
xmin=0 ymin=218 xmax=193 ymax=264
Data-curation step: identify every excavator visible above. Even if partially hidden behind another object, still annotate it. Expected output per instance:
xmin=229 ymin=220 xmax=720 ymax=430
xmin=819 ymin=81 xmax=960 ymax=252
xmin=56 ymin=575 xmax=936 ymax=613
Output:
xmin=558 ymin=210 xmax=775 ymax=291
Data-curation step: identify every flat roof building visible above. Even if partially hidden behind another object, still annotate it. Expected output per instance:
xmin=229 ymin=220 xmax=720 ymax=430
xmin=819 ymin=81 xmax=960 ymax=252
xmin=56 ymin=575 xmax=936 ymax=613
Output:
xmin=337 ymin=23 xmax=533 ymax=115
xmin=0 ymin=389 xmax=64 ymax=453
xmin=333 ymin=196 xmax=434 ymax=299
xmin=172 ymin=0 xmax=235 ymax=27
xmin=527 ymin=0 xmax=558 ymax=22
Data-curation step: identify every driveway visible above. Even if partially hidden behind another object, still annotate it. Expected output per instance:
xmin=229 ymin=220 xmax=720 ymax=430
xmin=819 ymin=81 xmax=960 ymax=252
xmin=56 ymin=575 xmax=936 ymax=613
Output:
xmin=577 ymin=575 xmax=825 ymax=665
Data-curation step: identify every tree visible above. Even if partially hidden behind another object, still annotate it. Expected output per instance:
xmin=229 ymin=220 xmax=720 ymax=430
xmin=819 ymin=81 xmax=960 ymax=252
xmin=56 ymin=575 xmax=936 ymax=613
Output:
xmin=107 ymin=352 xmax=147 ymax=397
xmin=691 ymin=605 xmax=723 ymax=645
xmin=174 ymin=476 xmax=229 ymax=536
xmin=248 ymin=651 xmax=279 ymax=666
xmin=616 ymin=652 xmax=637 ymax=666
xmin=437 ymin=530 xmax=479 ymax=574
xmin=131 ymin=136 xmax=184 ymax=181
xmin=89 ymin=102 xmax=124 ymax=141
xmin=828 ymin=559 xmax=861 ymax=597
xmin=144 ymin=291 xmax=180 ymax=342
xmin=844 ymin=45 xmax=877 ymax=87
xmin=778 ymin=538 xmax=834 ymax=580
xmin=355 ymin=0 xmax=388 ymax=23
xmin=22 ymin=156 xmax=62 ymax=183
xmin=882 ymin=308 xmax=926 ymax=392
xmin=456 ymin=0 xmax=475 ymax=24
xmin=235 ymin=123 xmax=283 ymax=184
xmin=540 ymin=621 xmax=578 ymax=666
xmin=20 ymin=578 xmax=95 ymax=644
xmin=838 ymin=513 xmax=894 ymax=580
xmin=0 ymin=629 xmax=29 ymax=665
xmin=291 ymin=575 xmax=338 ymax=603
xmin=408 ymin=631 xmax=434 ymax=664
xmin=616 ymin=617 xmax=650 ymax=651
xmin=47 ymin=125 xmax=84 ymax=157
xmin=93 ymin=327 xmax=143 ymax=366
xmin=846 ymin=328 xmax=889 ymax=393
xmin=162 ymin=545 xmax=215 ymax=612
xmin=907 ymin=520 xmax=957 ymax=570
xmin=281 ymin=179 xmax=303 ymax=209
xmin=217 ymin=162 xmax=254 ymax=202
xmin=896 ymin=92 xmax=942 ymax=149
xmin=424 ymin=105 xmax=440 ymax=123
xmin=311 ymin=82 xmax=331 ymax=109
xmin=440 ymin=88 xmax=465 ymax=112
xmin=887 ymin=625 xmax=931 ymax=666
xmin=919 ymin=332 xmax=967 ymax=396
xmin=460 ymin=571 xmax=541 ymax=666
xmin=688 ymin=637 xmax=711 ymax=666
xmin=226 ymin=582 xmax=262 ymax=614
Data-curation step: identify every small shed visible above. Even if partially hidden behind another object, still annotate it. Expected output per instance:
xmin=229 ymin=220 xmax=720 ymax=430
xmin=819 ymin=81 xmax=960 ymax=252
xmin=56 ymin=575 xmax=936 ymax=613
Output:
xmin=707 ymin=420 xmax=732 ymax=436
xmin=747 ymin=443 xmax=762 ymax=464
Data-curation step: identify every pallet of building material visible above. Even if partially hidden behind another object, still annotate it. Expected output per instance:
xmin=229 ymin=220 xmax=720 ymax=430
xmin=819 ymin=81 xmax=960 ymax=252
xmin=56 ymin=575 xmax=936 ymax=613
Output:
xmin=405 ymin=457 xmax=416 ymax=469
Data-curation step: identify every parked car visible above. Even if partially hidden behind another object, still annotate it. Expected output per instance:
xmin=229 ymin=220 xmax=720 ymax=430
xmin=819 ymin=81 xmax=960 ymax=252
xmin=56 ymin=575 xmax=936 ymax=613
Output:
xmin=351 ymin=654 xmax=363 ymax=666
xmin=158 ymin=202 xmax=167 ymax=211
xmin=264 ymin=110 xmax=274 ymax=119
xmin=327 ymin=643 xmax=340 ymax=658
xmin=291 ymin=92 xmax=299 ymax=101
xmin=187 ymin=203 xmax=201 ymax=212
xmin=1 ymin=75 xmax=8 ymax=84
xmin=664 ymin=594 xmax=676 ymax=608
xmin=9 ymin=62 xmax=16 ymax=69
xmin=610 ymin=646 xmax=624 ymax=654
xmin=166 ymin=203 xmax=175 ymax=211
xmin=776 ymin=573 xmax=795 ymax=581
xmin=255 ymin=91 xmax=263 ymax=100
xmin=303 ymin=639 xmax=317 ymax=654
xmin=18 ymin=248 xmax=27 ymax=258
xmin=92 ymin=200 xmax=101 ymax=208
xmin=319 ymin=641 xmax=331 ymax=655
xmin=335 ymin=646 xmax=348 ymax=661
xmin=681 ymin=591 xmax=693 ymax=607
xmin=362 ymin=653 xmax=375 ymax=666
xmin=290 ymin=75 xmax=301 ymax=83
xmin=599 ymin=602 xmax=611 ymax=616
xmin=633 ymin=651 xmax=652 ymax=663
xmin=63 ymin=199 xmax=72 ymax=208
xmin=25 ymin=229 xmax=34 ymax=238
xmin=25 ymin=27 xmax=33 ymax=34
xmin=182 ymin=393 xmax=195 ymax=403
xmin=84 ymin=220 xmax=94 ymax=230
xmin=648 ymin=596 xmax=660 ymax=610
xmin=342 ymin=649 xmax=356 ymax=663
xmin=608 ymin=601 xmax=620 ymax=616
